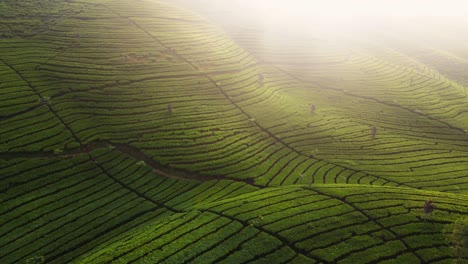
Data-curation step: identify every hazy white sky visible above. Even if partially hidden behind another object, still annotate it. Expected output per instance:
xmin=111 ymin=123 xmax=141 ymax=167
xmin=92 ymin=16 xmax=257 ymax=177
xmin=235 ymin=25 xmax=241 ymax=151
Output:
xmin=178 ymin=0 xmax=468 ymax=47
xmin=242 ymin=0 xmax=468 ymax=17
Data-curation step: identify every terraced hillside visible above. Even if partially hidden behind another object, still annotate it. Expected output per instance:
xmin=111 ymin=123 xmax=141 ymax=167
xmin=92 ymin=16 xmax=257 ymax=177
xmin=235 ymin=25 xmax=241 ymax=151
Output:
xmin=175 ymin=2 xmax=468 ymax=192
xmin=1 ymin=0 xmax=467 ymax=263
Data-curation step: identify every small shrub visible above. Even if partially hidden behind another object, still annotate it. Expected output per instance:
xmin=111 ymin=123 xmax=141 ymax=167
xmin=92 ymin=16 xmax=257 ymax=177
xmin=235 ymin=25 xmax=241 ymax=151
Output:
xmin=26 ymin=256 xmax=45 ymax=264
xmin=53 ymin=148 xmax=63 ymax=155
xmin=423 ymin=200 xmax=435 ymax=214
xmin=167 ymin=102 xmax=173 ymax=113
xmin=136 ymin=161 xmax=146 ymax=167
xmin=310 ymin=104 xmax=316 ymax=113
xmin=370 ymin=125 xmax=377 ymax=138
xmin=38 ymin=96 xmax=51 ymax=105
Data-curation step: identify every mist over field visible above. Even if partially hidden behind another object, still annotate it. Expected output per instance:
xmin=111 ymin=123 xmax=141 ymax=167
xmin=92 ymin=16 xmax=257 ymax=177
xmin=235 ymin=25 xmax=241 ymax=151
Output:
xmin=177 ymin=0 xmax=468 ymax=88
xmin=177 ymin=0 xmax=468 ymax=48
xmin=1 ymin=0 xmax=468 ymax=263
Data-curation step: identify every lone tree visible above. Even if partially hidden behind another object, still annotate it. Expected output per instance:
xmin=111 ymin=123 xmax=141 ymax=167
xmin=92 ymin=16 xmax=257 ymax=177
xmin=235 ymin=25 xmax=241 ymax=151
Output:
xmin=38 ymin=96 xmax=51 ymax=105
xmin=370 ymin=125 xmax=377 ymax=138
xmin=167 ymin=102 xmax=173 ymax=113
xmin=310 ymin=104 xmax=316 ymax=113
xmin=424 ymin=200 xmax=436 ymax=214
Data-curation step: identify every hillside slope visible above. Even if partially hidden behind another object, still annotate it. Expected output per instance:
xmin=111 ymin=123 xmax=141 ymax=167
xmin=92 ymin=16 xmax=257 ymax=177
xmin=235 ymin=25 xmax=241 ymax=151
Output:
xmin=2 ymin=150 xmax=467 ymax=263
xmin=1 ymin=0 xmax=468 ymax=191
xmin=0 ymin=0 xmax=467 ymax=263
xmin=74 ymin=184 xmax=468 ymax=264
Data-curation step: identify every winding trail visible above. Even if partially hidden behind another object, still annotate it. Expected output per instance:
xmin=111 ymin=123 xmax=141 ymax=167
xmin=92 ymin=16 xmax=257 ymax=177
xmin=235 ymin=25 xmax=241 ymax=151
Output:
xmin=0 ymin=140 xmax=259 ymax=187
xmin=99 ymin=4 xmax=410 ymax=189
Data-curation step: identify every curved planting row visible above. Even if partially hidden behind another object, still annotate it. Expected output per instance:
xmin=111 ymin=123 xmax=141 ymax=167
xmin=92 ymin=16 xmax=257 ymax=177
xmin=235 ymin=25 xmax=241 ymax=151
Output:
xmin=0 ymin=148 xmax=258 ymax=264
xmin=1 ymin=0 xmax=468 ymax=263
xmin=181 ymin=17 xmax=468 ymax=192
xmin=0 ymin=60 xmax=38 ymax=117
xmin=2 ymin=147 xmax=467 ymax=263
xmin=73 ymin=184 xmax=468 ymax=264
xmin=221 ymin=24 xmax=468 ymax=131
xmin=0 ymin=0 xmax=403 ymax=188
xmin=75 ymin=210 xmax=317 ymax=264
xmin=204 ymin=51 xmax=468 ymax=191
xmin=0 ymin=152 xmax=171 ymax=264
xmin=1 ymin=0 xmax=467 ymax=191
xmin=0 ymin=59 xmax=78 ymax=152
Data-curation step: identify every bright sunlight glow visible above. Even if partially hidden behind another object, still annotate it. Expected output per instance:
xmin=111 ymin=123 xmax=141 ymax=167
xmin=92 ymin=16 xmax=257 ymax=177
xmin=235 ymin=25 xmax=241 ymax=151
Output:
xmin=243 ymin=0 xmax=468 ymax=17
xmin=177 ymin=0 xmax=468 ymax=46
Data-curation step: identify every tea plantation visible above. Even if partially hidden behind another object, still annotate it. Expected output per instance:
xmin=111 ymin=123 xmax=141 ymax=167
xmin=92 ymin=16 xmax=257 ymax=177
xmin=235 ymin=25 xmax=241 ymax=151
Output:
xmin=0 ymin=0 xmax=467 ymax=263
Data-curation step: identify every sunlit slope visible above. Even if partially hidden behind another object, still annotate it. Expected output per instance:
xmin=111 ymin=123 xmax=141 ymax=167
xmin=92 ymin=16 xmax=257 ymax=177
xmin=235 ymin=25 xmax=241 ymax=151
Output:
xmin=1 ymin=1 xmax=468 ymax=263
xmin=178 ymin=19 xmax=468 ymax=192
xmin=75 ymin=184 xmax=468 ymax=264
xmin=2 ymin=0 xmax=468 ymax=191
xmin=4 ymin=149 xmax=464 ymax=264
xmin=401 ymin=46 xmax=468 ymax=87
xmin=204 ymin=40 xmax=468 ymax=192
xmin=0 ymin=0 xmax=387 ymax=188
xmin=2 ymin=147 xmax=467 ymax=263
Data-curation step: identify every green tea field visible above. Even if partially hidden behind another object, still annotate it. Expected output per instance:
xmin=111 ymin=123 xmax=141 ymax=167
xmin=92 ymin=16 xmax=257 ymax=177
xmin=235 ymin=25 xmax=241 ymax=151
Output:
xmin=1 ymin=0 xmax=467 ymax=263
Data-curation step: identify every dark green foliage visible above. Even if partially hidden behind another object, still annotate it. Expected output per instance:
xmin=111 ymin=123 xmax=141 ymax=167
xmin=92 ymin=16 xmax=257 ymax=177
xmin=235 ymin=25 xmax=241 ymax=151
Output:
xmin=1 ymin=0 xmax=468 ymax=263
